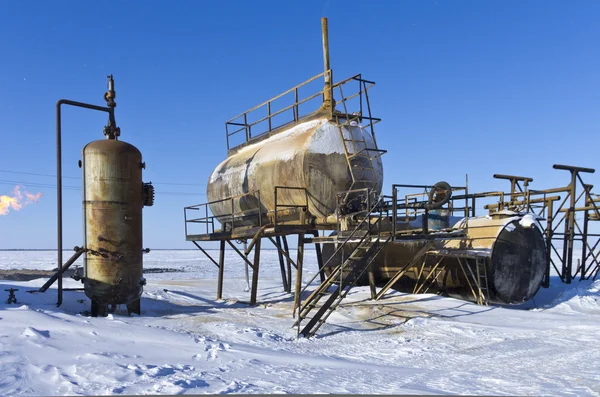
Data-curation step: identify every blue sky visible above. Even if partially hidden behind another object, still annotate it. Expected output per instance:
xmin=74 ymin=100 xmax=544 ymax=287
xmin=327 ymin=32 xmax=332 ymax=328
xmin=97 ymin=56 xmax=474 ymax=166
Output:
xmin=1 ymin=0 xmax=599 ymax=249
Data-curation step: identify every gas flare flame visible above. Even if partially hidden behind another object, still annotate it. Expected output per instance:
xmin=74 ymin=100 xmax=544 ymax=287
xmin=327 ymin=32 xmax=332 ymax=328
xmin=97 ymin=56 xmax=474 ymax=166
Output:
xmin=0 ymin=185 xmax=42 ymax=216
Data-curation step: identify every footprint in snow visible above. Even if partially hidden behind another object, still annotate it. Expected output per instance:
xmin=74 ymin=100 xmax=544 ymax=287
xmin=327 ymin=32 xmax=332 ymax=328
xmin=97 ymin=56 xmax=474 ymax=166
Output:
xmin=204 ymin=342 xmax=230 ymax=360
xmin=172 ymin=379 xmax=209 ymax=388
xmin=121 ymin=363 xmax=194 ymax=378
xmin=91 ymin=352 xmax=130 ymax=359
xmin=22 ymin=327 xmax=50 ymax=338
xmin=242 ymin=327 xmax=284 ymax=341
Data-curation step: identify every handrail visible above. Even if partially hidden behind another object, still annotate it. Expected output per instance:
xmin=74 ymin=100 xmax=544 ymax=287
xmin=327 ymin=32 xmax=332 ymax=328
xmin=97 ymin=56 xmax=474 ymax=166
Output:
xmin=274 ymin=186 xmax=309 ymax=227
xmin=225 ymin=71 xmax=380 ymax=153
xmin=184 ymin=190 xmax=265 ymax=236
xmin=184 ymin=190 xmax=258 ymax=210
xmin=225 ymin=70 xmax=332 ymax=151
xmin=227 ymin=91 xmax=326 ymax=137
xmin=226 ymin=71 xmax=331 ymax=124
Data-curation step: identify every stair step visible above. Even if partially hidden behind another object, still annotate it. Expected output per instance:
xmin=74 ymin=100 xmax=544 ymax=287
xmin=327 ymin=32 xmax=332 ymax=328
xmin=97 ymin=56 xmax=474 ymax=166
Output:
xmin=347 ymin=257 xmax=363 ymax=262
xmin=348 ymin=153 xmax=371 ymax=159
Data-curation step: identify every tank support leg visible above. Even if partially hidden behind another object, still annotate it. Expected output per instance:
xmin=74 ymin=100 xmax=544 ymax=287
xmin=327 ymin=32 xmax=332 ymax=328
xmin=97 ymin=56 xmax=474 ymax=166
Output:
xmin=217 ymin=240 xmax=226 ymax=300
xmin=294 ymin=234 xmax=305 ymax=318
xmin=368 ymin=267 xmax=377 ymax=300
xmin=250 ymin=238 xmax=261 ymax=305
xmin=282 ymin=236 xmax=292 ymax=293
xmin=313 ymin=232 xmax=325 ymax=284
xmin=275 ymin=236 xmax=289 ymax=292
xmin=91 ymin=300 xmax=108 ymax=317
xmin=126 ymin=298 xmax=141 ymax=315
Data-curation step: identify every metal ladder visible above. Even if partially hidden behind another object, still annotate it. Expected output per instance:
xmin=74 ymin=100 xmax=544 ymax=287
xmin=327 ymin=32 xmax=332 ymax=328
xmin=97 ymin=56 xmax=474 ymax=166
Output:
xmin=294 ymin=199 xmax=390 ymax=338
xmin=474 ymin=257 xmax=490 ymax=305
xmin=335 ymin=114 xmax=386 ymax=194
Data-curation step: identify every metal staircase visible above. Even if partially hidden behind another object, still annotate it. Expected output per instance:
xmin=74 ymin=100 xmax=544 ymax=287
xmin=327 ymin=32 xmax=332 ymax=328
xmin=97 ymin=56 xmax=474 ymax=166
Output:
xmin=294 ymin=197 xmax=391 ymax=338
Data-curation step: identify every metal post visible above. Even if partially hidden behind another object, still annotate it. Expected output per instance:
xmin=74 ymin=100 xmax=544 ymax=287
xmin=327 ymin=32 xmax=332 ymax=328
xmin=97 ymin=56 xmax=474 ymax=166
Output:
xmin=56 ymin=103 xmax=63 ymax=306
xmin=392 ymin=186 xmax=397 ymax=241
xmin=244 ymin=113 xmax=249 ymax=142
xmin=313 ymin=232 xmax=325 ymax=284
xmin=184 ymin=208 xmax=188 ymax=237
xmin=250 ymin=238 xmax=261 ymax=305
xmin=510 ymin=179 xmax=517 ymax=204
xmin=231 ymin=198 xmax=234 ymax=232
xmin=276 ymin=236 xmax=288 ymax=291
xmin=282 ymin=235 xmax=292 ymax=292
xmin=582 ymin=201 xmax=589 ymax=279
xmin=274 ymin=187 xmax=278 ymax=227
xmin=294 ymin=88 xmax=299 ymax=121
xmin=294 ymin=234 xmax=305 ymax=317
xmin=543 ymin=200 xmax=554 ymax=287
xmin=465 ymin=174 xmax=469 ymax=236
xmin=243 ymin=240 xmax=250 ymax=291
xmin=368 ymin=261 xmax=377 ymax=299
xmin=205 ymin=204 xmax=209 ymax=234
xmin=565 ymin=171 xmax=577 ymax=283
xmin=268 ymin=102 xmax=272 ymax=132
xmin=321 ymin=17 xmax=333 ymax=111
xmin=217 ymin=240 xmax=226 ymax=300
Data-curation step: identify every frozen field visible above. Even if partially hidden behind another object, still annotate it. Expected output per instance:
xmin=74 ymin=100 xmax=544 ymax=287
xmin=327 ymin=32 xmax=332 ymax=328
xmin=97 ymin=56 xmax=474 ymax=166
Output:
xmin=0 ymin=249 xmax=599 ymax=395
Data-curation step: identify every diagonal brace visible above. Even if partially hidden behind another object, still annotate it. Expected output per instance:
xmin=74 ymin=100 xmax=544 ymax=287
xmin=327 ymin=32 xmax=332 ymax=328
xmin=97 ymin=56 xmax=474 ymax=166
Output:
xmin=226 ymin=240 xmax=256 ymax=270
xmin=192 ymin=241 xmax=220 ymax=268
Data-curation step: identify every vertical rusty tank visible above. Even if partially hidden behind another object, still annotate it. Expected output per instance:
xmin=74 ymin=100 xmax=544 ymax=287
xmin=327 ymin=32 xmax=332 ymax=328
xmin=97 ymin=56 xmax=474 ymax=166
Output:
xmin=207 ymin=116 xmax=384 ymax=227
xmin=82 ymin=139 xmax=153 ymax=315
xmin=77 ymin=76 xmax=154 ymax=316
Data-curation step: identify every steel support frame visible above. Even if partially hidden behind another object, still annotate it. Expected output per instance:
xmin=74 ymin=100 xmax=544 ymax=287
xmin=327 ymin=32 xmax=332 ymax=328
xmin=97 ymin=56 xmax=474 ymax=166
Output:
xmin=190 ymin=229 xmax=318 ymax=307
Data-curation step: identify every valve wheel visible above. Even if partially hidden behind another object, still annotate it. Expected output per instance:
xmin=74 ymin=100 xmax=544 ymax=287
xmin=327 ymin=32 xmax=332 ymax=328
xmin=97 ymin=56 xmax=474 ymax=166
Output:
xmin=426 ymin=181 xmax=452 ymax=210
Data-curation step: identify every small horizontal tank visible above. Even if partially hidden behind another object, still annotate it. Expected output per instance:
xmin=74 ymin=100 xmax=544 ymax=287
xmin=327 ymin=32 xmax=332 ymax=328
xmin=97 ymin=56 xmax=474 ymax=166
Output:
xmin=322 ymin=212 xmax=547 ymax=305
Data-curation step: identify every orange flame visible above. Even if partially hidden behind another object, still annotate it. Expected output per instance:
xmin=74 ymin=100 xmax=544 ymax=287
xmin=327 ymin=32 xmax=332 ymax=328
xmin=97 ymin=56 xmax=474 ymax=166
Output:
xmin=0 ymin=186 xmax=43 ymax=216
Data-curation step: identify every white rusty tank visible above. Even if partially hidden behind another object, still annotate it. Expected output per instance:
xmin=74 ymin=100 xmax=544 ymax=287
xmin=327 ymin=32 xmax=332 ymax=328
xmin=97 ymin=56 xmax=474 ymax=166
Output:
xmin=82 ymin=139 xmax=152 ymax=315
xmin=323 ymin=212 xmax=547 ymax=305
xmin=207 ymin=116 xmax=384 ymax=227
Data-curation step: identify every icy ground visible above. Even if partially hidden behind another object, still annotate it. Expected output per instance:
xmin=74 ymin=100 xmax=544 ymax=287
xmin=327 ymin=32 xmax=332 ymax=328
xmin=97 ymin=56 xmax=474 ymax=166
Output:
xmin=1 ymin=250 xmax=599 ymax=395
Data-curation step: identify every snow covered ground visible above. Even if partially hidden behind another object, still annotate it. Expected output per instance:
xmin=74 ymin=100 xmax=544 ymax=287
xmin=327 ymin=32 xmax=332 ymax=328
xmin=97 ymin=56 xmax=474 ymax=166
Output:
xmin=1 ymin=249 xmax=599 ymax=395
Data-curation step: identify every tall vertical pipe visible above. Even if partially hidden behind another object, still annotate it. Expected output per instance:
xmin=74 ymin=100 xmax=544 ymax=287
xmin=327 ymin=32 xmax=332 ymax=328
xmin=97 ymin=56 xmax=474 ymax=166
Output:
xmin=321 ymin=17 xmax=332 ymax=110
xmin=56 ymin=104 xmax=63 ymax=306
xmin=55 ymin=99 xmax=112 ymax=307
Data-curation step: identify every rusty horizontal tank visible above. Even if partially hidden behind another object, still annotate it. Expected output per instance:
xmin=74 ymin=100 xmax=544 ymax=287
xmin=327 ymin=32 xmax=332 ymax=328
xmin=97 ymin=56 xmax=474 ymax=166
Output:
xmin=82 ymin=139 xmax=153 ymax=315
xmin=323 ymin=212 xmax=547 ymax=305
xmin=207 ymin=115 xmax=384 ymax=227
